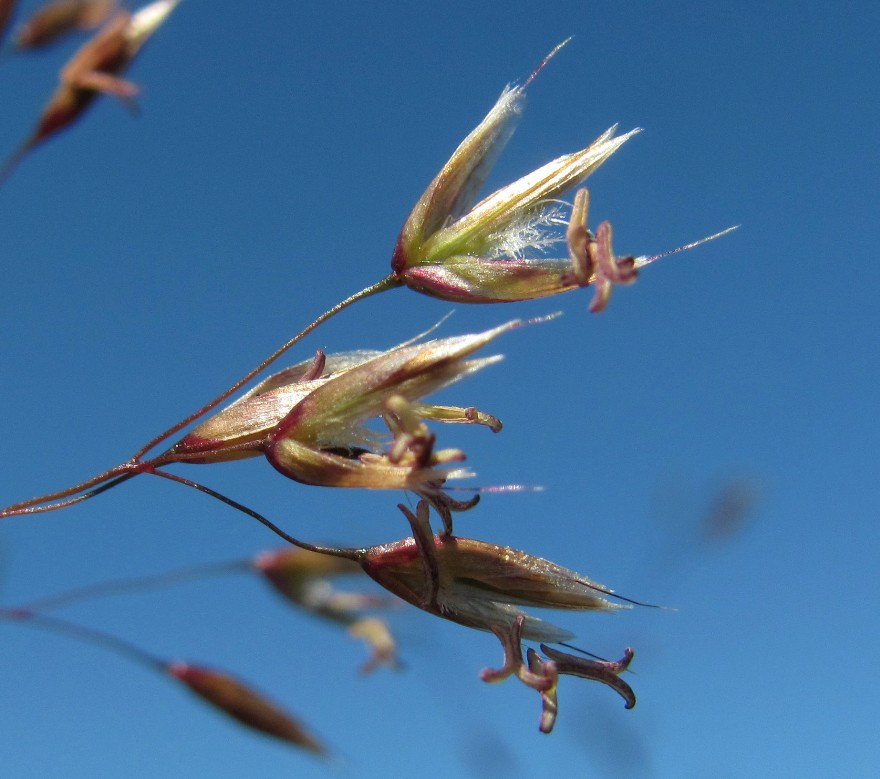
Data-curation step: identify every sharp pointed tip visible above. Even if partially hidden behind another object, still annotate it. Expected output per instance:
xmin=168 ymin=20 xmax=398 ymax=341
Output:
xmin=636 ymin=224 xmax=739 ymax=268
xmin=523 ymin=37 xmax=572 ymax=89
xmin=0 ymin=144 xmax=31 ymax=189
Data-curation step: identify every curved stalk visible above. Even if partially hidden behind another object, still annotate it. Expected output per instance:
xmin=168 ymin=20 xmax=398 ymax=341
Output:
xmin=1 ymin=609 xmax=167 ymax=672
xmin=147 ymin=469 xmax=364 ymax=563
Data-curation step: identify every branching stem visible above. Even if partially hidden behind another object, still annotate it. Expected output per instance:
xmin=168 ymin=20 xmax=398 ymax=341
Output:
xmin=0 ymin=276 xmax=399 ymax=519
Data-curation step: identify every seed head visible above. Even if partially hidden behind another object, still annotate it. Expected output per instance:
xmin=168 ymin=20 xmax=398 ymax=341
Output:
xmin=391 ymin=45 xmax=641 ymax=310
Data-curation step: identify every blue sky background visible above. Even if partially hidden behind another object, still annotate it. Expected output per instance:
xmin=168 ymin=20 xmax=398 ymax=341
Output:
xmin=1 ymin=1 xmax=878 ymax=776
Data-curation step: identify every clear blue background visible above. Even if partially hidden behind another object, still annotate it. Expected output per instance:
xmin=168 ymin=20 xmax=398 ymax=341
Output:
xmin=1 ymin=1 xmax=878 ymax=776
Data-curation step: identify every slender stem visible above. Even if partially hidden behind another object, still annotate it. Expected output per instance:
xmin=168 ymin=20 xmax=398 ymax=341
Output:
xmin=1 ymin=609 xmax=167 ymax=672
xmin=133 ymin=275 xmax=399 ymax=460
xmin=147 ymin=469 xmax=364 ymax=563
xmin=16 ymin=560 xmax=251 ymax=613
xmin=0 ymin=276 xmax=399 ymax=519
xmin=0 ymin=470 xmax=141 ymax=518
